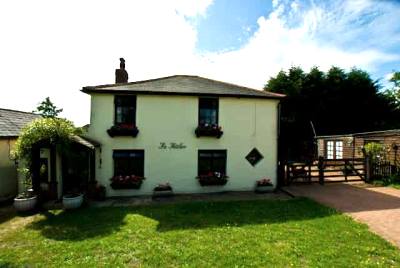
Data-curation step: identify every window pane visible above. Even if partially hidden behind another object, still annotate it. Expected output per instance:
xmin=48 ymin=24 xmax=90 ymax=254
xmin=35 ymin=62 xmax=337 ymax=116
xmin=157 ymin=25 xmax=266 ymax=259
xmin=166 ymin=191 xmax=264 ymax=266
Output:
xmin=113 ymin=150 xmax=144 ymax=176
xmin=327 ymin=141 xmax=334 ymax=159
xmin=115 ymin=96 xmax=136 ymax=125
xmin=198 ymin=150 xmax=226 ymax=175
xmin=199 ymin=98 xmax=218 ymax=125
xmin=336 ymin=141 xmax=343 ymax=159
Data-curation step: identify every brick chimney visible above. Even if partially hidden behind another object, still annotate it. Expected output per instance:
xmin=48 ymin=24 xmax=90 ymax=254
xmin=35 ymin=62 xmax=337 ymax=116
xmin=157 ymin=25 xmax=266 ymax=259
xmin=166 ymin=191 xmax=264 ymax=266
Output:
xmin=115 ymin=58 xmax=128 ymax=83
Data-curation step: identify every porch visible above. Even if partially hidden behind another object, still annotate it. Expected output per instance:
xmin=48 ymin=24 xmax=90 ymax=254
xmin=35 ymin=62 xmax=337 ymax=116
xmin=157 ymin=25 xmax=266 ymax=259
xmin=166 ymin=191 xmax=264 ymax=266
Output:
xmin=27 ymin=136 xmax=100 ymax=200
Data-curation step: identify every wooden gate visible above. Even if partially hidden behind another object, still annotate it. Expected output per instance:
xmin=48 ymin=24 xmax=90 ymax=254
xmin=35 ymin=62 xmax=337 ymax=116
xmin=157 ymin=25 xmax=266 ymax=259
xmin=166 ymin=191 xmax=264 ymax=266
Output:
xmin=284 ymin=157 xmax=366 ymax=185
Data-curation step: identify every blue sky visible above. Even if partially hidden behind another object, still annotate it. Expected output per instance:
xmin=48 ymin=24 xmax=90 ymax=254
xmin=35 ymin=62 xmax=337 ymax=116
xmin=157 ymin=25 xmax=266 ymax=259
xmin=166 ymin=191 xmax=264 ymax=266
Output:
xmin=0 ymin=0 xmax=399 ymax=124
xmin=194 ymin=0 xmax=400 ymax=85
xmin=195 ymin=0 xmax=273 ymax=52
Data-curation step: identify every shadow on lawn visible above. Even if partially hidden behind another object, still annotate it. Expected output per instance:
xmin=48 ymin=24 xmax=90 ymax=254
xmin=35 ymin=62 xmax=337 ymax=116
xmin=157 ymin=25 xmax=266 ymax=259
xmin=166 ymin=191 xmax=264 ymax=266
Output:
xmin=27 ymin=207 xmax=128 ymax=241
xmin=27 ymin=198 xmax=336 ymax=241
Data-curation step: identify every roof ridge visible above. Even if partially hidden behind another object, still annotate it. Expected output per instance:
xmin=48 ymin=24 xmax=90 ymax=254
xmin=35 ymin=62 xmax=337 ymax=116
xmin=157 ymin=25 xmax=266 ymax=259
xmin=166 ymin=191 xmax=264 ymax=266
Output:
xmin=0 ymin=107 xmax=39 ymax=115
xmin=82 ymin=74 xmax=285 ymax=98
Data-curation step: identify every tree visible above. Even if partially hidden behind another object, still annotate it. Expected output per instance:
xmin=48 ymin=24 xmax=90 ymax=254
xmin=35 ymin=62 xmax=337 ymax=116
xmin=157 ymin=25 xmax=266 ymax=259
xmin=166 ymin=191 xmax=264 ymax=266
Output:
xmin=34 ymin=97 xmax=63 ymax=118
xmin=384 ymin=71 xmax=400 ymax=107
xmin=264 ymin=66 xmax=400 ymax=160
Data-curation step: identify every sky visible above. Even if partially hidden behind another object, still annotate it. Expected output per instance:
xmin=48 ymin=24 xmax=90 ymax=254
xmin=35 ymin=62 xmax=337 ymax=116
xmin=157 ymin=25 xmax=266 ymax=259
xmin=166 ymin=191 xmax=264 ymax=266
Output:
xmin=0 ymin=0 xmax=399 ymax=126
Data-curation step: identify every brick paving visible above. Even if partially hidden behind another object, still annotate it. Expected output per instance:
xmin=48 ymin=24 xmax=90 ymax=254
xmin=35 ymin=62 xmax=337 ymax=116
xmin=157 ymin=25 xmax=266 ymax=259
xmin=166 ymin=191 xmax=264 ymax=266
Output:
xmin=283 ymin=182 xmax=400 ymax=248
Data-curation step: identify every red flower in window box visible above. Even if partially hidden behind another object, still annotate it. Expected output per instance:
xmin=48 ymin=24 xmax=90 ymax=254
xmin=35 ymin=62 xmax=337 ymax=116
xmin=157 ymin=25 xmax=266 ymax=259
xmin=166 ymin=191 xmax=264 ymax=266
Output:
xmin=255 ymin=177 xmax=274 ymax=193
xmin=196 ymin=171 xmax=228 ymax=186
xmin=195 ymin=123 xmax=223 ymax=138
xmin=256 ymin=178 xmax=273 ymax=187
xmin=110 ymin=174 xmax=145 ymax=189
xmin=107 ymin=124 xmax=139 ymax=137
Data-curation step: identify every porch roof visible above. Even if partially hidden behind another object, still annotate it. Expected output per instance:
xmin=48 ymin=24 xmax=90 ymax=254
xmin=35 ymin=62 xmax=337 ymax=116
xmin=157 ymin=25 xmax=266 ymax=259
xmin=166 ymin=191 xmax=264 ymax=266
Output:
xmin=71 ymin=135 xmax=101 ymax=149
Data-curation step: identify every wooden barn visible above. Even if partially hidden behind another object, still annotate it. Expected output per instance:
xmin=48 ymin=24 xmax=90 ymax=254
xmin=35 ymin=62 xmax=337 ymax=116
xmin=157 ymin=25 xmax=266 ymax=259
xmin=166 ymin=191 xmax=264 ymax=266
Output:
xmin=316 ymin=129 xmax=400 ymax=164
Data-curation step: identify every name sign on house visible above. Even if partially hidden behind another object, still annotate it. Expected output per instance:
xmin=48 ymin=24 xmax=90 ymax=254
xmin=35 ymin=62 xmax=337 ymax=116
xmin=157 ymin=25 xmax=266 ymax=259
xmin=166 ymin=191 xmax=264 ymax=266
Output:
xmin=158 ymin=142 xmax=187 ymax=150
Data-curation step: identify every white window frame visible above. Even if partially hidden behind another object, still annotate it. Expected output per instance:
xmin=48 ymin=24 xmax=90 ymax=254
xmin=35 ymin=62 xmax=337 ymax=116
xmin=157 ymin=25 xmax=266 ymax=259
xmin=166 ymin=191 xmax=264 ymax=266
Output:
xmin=326 ymin=140 xmax=343 ymax=159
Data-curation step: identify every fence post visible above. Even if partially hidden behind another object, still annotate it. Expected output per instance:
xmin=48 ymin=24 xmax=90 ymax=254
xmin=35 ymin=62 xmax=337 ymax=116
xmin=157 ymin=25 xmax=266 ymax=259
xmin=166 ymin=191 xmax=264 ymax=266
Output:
xmin=365 ymin=156 xmax=371 ymax=182
xmin=318 ymin=156 xmax=324 ymax=185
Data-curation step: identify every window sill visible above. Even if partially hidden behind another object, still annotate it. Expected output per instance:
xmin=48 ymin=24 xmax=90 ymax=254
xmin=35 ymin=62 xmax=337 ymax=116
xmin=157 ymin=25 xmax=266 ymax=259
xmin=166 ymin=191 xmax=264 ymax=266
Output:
xmin=107 ymin=125 xmax=139 ymax=137
xmin=110 ymin=182 xmax=143 ymax=190
xmin=195 ymin=125 xmax=223 ymax=138
xmin=197 ymin=176 xmax=228 ymax=186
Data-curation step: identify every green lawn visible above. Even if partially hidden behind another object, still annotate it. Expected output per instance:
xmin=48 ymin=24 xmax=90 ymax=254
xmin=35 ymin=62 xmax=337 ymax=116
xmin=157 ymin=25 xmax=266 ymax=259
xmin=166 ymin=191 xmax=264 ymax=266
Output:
xmin=1 ymin=198 xmax=400 ymax=267
xmin=372 ymin=180 xmax=400 ymax=190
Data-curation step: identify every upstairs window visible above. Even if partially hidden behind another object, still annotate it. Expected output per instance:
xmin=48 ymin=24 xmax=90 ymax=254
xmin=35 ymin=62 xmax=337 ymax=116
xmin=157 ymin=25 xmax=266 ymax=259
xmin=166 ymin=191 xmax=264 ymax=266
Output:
xmin=199 ymin=98 xmax=218 ymax=125
xmin=113 ymin=150 xmax=144 ymax=176
xmin=115 ymin=95 xmax=136 ymax=127
xmin=326 ymin=140 xmax=343 ymax=159
xmin=198 ymin=150 xmax=227 ymax=175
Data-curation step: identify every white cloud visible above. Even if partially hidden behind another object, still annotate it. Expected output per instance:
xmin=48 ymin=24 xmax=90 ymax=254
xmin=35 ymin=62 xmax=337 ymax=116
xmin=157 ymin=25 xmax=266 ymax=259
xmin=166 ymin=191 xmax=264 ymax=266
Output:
xmin=0 ymin=0 xmax=398 ymax=125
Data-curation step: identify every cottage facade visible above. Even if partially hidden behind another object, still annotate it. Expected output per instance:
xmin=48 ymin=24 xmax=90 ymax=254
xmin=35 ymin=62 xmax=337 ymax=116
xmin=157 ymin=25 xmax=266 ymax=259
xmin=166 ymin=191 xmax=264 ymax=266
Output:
xmin=82 ymin=75 xmax=284 ymax=196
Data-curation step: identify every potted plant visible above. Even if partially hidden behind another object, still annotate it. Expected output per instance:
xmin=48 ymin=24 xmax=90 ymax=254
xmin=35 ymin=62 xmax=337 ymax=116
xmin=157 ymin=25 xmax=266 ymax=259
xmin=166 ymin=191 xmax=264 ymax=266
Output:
xmin=153 ymin=182 xmax=173 ymax=197
xmin=110 ymin=175 xmax=145 ymax=189
xmin=87 ymin=182 xmax=106 ymax=201
xmin=195 ymin=123 xmax=223 ymax=138
xmin=14 ymin=168 xmax=38 ymax=212
xmin=107 ymin=123 xmax=139 ymax=137
xmin=255 ymin=178 xmax=274 ymax=193
xmin=197 ymin=171 xmax=228 ymax=186
xmin=62 ymin=189 xmax=84 ymax=209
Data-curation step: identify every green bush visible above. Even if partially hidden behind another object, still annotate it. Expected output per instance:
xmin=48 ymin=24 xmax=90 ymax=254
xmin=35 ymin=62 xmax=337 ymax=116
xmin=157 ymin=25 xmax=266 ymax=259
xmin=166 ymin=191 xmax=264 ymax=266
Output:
xmin=13 ymin=117 xmax=81 ymax=166
xmin=364 ymin=142 xmax=387 ymax=162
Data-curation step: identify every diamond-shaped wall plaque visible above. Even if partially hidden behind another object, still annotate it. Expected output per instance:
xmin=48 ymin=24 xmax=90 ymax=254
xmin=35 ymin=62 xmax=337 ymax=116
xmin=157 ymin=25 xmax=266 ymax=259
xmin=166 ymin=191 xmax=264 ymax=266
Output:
xmin=245 ymin=148 xmax=264 ymax=166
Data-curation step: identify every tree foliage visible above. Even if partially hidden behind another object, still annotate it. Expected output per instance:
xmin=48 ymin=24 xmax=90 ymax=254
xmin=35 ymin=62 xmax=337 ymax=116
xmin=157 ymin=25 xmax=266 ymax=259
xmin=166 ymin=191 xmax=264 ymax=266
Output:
xmin=383 ymin=71 xmax=400 ymax=107
xmin=34 ymin=97 xmax=63 ymax=118
xmin=265 ymin=66 xmax=400 ymax=160
xmin=13 ymin=118 xmax=80 ymax=165
xmin=364 ymin=142 xmax=387 ymax=163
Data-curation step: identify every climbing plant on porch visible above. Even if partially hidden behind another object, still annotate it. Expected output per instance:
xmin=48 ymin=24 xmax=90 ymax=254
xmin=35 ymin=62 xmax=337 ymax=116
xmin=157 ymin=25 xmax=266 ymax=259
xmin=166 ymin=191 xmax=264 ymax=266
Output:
xmin=12 ymin=117 xmax=81 ymax=166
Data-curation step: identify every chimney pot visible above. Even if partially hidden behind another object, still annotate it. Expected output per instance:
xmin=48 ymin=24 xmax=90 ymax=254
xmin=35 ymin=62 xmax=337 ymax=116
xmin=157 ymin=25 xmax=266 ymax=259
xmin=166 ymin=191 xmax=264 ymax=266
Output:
xmin=115 ymin=58 xmax=129 ymax=83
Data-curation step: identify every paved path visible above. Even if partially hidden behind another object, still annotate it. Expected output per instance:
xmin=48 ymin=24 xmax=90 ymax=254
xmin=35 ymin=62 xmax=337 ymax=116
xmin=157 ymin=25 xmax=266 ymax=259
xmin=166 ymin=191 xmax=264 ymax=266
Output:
xmin=283 ymin=182 xmax=400 ymax=248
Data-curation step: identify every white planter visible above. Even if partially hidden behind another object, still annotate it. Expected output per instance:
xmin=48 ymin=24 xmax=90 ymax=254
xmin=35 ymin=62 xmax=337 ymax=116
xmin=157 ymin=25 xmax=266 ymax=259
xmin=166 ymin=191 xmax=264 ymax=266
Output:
xmin=255 ymin=185 xmax=274 ymax=193
xmin=62 ymin=194 xmax=84 ymax=209
xmin=14 ymin=196 xmax=38 ymax=211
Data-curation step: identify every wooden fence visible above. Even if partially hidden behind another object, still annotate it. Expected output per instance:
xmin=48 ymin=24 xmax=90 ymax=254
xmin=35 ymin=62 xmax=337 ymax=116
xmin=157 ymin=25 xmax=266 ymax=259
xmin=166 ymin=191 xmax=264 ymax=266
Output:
xmin=283 ymin=157 xmax=367 ymax=185
xmin=371 ymin=161 xmax=399 ymax=179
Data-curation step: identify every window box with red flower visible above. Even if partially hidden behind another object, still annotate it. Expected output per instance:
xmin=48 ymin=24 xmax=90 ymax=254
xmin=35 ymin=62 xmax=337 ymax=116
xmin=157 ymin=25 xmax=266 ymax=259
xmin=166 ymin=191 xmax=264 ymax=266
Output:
xmin=110 ymin=175 xmax=145 ymax=189
xmin=255 ymin=177 xmax=274 ymax=193
xmin=197 ymin=172 xmax=228 ymax=186
xmin=195 ymin=123 xmax=223 ymax=138
xmin=107 ymin=124 xmax=139 ymax=137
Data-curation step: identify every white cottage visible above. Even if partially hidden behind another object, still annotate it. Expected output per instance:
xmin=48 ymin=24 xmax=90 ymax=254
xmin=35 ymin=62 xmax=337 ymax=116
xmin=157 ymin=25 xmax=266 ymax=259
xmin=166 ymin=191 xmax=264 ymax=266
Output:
xmin=23 ymin=60 xmax=284 ymax=199
xmin=79 ymin=61 xmax=284 ymax=197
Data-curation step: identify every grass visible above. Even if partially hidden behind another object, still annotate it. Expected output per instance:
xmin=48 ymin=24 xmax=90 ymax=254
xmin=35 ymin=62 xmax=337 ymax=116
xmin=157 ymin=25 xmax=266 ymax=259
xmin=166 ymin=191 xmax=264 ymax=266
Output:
xmin=372 ymin=180 xmax=400 ymax=190
xmin=1 ymin=198 xmax=400 ymax=267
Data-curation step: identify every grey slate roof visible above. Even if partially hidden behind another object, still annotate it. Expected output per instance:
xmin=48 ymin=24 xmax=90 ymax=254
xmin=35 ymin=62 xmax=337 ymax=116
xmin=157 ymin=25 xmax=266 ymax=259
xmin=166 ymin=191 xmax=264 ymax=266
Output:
xmin=0 ymin=108 xmax=40 ymax=137
xmin=82 ymin=75 xmax=285 ymax=99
